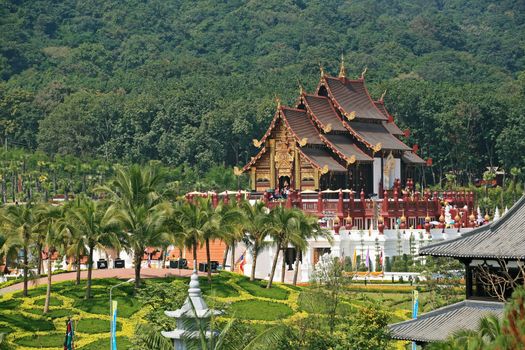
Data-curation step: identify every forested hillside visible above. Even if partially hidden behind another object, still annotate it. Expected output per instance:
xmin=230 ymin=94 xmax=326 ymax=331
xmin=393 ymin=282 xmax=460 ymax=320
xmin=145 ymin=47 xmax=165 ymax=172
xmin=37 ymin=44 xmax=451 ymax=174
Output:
xmin=1 ymin=0 xmax=524 ymax=182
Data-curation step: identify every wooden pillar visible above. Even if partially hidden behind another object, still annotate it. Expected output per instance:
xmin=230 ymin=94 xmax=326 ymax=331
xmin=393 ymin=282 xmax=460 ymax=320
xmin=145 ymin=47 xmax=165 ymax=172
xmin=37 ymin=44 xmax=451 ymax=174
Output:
xmin=294 ymin=147 xmax=301 ymax=191
xmin=464 ymin=260 xmax=473 ymax=298
xmin=250 ymin=167 xmax=256 ymax=191
xmin=337 ymin=190 xmax=344 ymax=219
xmin=269 ymin=139 xmax=276 ymax=189
xmin=314 ymin=168 xmax=320 ymax=190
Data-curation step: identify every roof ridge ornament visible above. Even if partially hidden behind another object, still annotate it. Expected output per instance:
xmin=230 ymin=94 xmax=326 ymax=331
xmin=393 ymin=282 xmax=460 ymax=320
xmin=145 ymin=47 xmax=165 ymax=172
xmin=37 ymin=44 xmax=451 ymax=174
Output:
xmin=275 ymin=95 xmax=282 ymax=109
xmin=380 ymin=90 xmax=387 ymax=102
xmin=360 ymin=66 xmax=368 ymax=79
xmin=338 ymin=54 xmax=346 ymax=78
xmin=319 ymin=63 xmax=325 ymax=77
xmin=298 ymin=81 xmax=305 ymax=95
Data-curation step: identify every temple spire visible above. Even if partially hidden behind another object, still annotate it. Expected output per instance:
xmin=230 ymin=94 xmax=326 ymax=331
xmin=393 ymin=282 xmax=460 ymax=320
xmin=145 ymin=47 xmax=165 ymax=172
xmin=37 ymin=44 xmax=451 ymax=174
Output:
xmin=275 ymin=95 xmax=281 ymax=109
xmin=338 ymin=54 xmax=346 ymax=78
xmin=319 ymin=64 xmax=325 ymax=77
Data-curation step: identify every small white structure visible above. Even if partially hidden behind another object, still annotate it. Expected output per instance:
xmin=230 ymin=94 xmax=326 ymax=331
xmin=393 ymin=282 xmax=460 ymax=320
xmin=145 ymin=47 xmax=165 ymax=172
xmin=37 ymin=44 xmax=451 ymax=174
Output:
xmin=161 ymin=264 xmax=221 ymax=350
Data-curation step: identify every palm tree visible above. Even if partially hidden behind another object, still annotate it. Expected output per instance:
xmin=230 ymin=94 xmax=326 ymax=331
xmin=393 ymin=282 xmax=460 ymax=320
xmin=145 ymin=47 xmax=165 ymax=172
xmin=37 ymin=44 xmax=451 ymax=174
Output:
xmin=35 ymin=204 xmax=67 ymax=314
xmin=169 ymin=200 xmax=211 ymax=278
xmin=239 ymin=201 xmax=269 ymax=281
xmin=265 ymin=206 xmax=302 ymax=288
xmin=205 ymin=200 xmax=243 ymax=282
xmin=0 ymin=203 xmax=37 ymax=296
xmin=292 ymin=212 xmax=329 ymax=286
xmin=66 ymin=196 xmax=120 ymax=298
xmin=65 ymin=197 xmax=88 ymax=286
xmin=99 ymin=164 xmax=169 ymax=291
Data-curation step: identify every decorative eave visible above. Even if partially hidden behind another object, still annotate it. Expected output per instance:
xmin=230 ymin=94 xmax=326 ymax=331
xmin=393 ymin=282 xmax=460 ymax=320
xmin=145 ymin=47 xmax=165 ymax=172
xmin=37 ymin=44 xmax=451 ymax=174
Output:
xmin=278 ymin=106 xmax=312 ymax=146
xmin=316 ymin=75 xmax=357 ymax=121
xmin=299 ymin=151 xmax=330 ymax=174
xmin=252 ymin=110 xmax=280 ymax=148
xmin=299 ymin=93 xmax=335 ymax=133
xmin=241 ymin=146 xmax=267 ymax=172
xmin=317 ymin=74 xmax=388 ymax=122
xmin=319 ymin=134 xmax=356 ymax=166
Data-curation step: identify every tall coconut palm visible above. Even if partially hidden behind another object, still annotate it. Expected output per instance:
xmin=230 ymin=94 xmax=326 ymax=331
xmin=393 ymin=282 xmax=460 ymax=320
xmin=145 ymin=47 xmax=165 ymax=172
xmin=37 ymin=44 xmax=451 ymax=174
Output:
xmin=265 ymin=206 xmax=302 ymax=288
xmin=0 ymin=203 xmax=37 ymax=296
xmin=169 ymin=199 xmax=212 ymax=279
xmin=291 ymin=212 xmax=330 ymax=286
xmin=98 ymin=164 xmax=169 ymax=291
xmin=66 ymin=196 xmax=120 ymax=298
xmin=35 ymin=205 xmax=67 ymax=314
xmin=64 ymin=196 xmax=88 ymax=286
xmin=204 ymin=200 xmax=243 ymax=282
xmin=239 ymin=200 xmax=270 ymax=281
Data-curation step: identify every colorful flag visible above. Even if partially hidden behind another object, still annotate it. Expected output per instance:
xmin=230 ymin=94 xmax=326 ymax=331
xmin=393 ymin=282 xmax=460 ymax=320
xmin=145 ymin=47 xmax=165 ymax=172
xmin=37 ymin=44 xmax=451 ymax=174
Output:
xmin=412 ymin=290 xmax=419 ymax=319
xmin=111 ymin=300 xmax=118 ymax=350
xmin=412 ymin=290 xmax=419 ymax=350
xmin=238 ymin=253 xmax=246 ymax=273
xmin=63 ymin=319 xmax=74 ymax=350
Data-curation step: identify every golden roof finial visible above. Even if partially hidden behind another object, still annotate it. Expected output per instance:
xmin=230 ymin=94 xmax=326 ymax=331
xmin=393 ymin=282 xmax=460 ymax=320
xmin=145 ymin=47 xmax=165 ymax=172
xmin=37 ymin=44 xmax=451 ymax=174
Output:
xmin=338 ymin=53 xmax=346 ymax=78
xmin=275 ymin=95 xmax=281 ymax=109
xmin=380 ymin=89 xmax=387 ymax=102
xmin=360 ymin=66 xmax=368 ymax=79
xmin=319 ymin=63 xmax=325 ymax=77
xmin=298 ymin=80 xmax=304 ymax=95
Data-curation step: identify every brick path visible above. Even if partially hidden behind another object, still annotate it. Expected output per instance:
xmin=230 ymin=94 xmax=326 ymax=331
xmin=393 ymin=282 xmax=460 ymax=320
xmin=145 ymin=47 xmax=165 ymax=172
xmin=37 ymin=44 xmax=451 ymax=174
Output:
xmin=0 ymin=268 xmax=202 ymax=295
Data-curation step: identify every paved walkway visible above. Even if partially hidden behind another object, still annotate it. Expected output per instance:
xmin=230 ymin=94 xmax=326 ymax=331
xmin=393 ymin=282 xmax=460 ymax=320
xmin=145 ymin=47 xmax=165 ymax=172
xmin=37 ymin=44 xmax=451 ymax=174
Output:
xmin=0 ymin=268 xmax=201 ymax=295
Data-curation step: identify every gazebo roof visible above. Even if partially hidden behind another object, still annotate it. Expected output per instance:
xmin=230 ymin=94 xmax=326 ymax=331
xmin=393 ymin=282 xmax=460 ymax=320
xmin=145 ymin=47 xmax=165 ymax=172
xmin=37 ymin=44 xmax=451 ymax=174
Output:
xmin=389 ymin=300 xmax=504 ymax=343
xmin=420 ymin=195 xmax=525 ymax=260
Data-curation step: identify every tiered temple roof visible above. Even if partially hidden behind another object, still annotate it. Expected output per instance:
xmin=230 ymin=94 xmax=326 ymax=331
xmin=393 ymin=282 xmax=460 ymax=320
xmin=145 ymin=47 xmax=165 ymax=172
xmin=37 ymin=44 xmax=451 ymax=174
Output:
xmin=243 ymin=63 xmax=427 ymax=192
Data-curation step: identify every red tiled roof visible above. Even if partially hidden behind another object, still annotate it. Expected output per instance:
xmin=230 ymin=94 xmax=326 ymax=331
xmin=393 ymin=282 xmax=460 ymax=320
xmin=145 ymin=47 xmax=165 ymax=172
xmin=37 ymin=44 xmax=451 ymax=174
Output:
xmin=324 ymin=77 xmax=388 ymax=121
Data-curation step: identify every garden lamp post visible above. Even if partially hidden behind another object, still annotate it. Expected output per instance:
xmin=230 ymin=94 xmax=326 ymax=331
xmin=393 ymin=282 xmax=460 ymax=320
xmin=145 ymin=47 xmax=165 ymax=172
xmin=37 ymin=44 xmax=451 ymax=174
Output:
xmin=110 ymin=278 xmax=134 ymax=349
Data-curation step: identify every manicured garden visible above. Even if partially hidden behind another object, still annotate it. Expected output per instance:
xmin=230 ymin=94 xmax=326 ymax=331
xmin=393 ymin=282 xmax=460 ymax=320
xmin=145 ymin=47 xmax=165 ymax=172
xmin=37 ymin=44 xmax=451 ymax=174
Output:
xmin=0 ymin=272 xmax=461 ymax=349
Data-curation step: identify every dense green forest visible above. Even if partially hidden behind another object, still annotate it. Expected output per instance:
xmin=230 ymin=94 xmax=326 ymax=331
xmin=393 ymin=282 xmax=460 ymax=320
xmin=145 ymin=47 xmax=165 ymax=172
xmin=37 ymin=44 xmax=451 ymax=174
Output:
xmin=1 ymin=0 xmax=524 ymax=184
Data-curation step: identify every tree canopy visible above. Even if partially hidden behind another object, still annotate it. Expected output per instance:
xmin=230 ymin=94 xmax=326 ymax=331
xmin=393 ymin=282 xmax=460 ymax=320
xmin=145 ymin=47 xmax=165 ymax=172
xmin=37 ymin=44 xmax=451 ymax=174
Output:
xmin=0 ymin=0 xmax=524 ymax=180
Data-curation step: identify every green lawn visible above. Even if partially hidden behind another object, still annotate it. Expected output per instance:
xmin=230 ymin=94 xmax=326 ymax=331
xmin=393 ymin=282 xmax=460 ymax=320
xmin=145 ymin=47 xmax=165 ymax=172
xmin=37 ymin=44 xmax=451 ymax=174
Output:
xmin=228 ymin=299 xmax=293 ymax=320
xmin=236 ymin=279 xmax=289 ymax=300
xmin=14 ymin=333 xmax=68 ymax=347
xmin=34 ymin=296 xmax=63 ymax=306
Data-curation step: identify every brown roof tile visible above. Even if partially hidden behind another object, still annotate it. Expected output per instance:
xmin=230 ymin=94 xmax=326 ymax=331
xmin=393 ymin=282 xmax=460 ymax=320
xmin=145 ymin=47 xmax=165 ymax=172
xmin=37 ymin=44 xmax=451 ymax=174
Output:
xmin=301 ymin=147 xmax=347 ymax=172
xmin=281 ymin=108 xmax=323 ymax=145
xmin=350 ymin=122 xmax=411 ymax=151
xmin=402 ymin=151 xmax=426 ymax=165
xmin=324 ymin=134 xmax=372 ymax=163
xmin=324 ymin=77 xmax=387 ymax=121
xmin=303 ymin=95 xmax=346 ymax=132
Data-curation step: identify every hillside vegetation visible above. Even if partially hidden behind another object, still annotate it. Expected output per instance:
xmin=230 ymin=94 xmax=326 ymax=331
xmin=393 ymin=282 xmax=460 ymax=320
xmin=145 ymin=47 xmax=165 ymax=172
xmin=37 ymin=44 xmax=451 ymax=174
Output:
xmin=1 ymin=0 xmax=524 ymax=181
